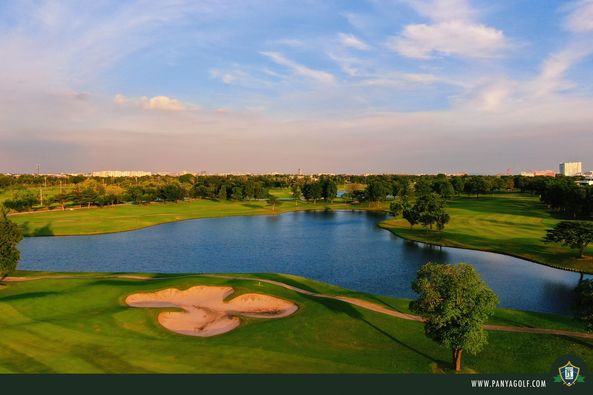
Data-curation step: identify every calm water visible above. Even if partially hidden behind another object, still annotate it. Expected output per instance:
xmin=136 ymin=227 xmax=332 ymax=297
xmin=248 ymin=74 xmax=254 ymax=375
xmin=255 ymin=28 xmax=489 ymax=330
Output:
xmin=19 ymin=211 xmax=581 ymax=314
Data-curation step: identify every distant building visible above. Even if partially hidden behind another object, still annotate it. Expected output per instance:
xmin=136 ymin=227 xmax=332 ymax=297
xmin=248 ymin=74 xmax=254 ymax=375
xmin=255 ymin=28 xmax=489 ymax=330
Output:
xmin=559 ymin=162 xmax=582 ymax=176
xmin=520 ymin=170 xmax=556 ymax=177
xmin=92 ymin=170 xmax=152 ymax=177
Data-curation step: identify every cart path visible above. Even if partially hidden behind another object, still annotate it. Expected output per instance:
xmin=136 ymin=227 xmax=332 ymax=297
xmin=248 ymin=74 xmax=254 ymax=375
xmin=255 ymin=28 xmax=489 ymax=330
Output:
xmin=4 ymin=273 xmax=593 ymax=339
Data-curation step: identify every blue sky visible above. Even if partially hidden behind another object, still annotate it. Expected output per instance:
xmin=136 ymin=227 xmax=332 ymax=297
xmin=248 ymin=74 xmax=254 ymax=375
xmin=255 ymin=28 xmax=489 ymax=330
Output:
xmin=1 ymin=0 xmax=593 ymax=174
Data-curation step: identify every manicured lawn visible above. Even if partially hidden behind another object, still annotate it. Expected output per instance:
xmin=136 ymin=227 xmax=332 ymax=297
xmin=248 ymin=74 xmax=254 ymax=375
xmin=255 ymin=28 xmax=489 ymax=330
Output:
xmin=9 ymin=199 xmax=372 ymax=236
xmin=380 ymin=193 xmax=593 ymax=273
xmin=0 ymin=272 xmax=590 ymax=373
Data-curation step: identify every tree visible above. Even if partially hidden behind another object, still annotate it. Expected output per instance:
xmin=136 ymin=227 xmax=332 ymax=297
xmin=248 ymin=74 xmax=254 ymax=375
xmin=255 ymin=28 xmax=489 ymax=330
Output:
xmin=366 ymin=180 xmax=389 ymax=204
xmin=402 ymin=203 xmax=419 ymax=229
xmin=414 ymin=179 xmax=433 ymax=197
xmin=158 ymin=183 xmax=185 ymax=202
xmin=231 ymin=186 xmax=244 ymax=201
xmin=217 ymin=185 xmax=228 ymax=200
xmin=575 ymin=279 xmax=593 ymax=332
xmin=543 ymin=221 xmax=593 ymax=258
xmin=411 ymin=193 xmax=450 ymax=231
xmin=321 ymin=179 xmax=338 ymax=203
xmin=3 ymin=190 xmax=39 ymax=212
xmin=302 ymin=182 xmax=322 ymax=203
xmin=389 ymin=198 xmax=405 ymax=217
xmin=291 ymin=183 xmax=302 ymax=205
xmin=266 ymin=195 xmax=282 ymax=212
xmin=0 ymin=208 xmax=23 ymax=279
xmin=410 ymin=263 xmax=498 ymax=372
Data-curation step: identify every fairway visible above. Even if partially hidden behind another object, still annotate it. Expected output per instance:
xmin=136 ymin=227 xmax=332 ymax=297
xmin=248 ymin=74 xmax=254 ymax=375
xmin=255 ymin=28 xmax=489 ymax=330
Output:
xmin=0 ymin=272 xmax=591 ymax=373
xmin=9 ymin=199 xmax=365 ymax=236
xmin=381 ymin=193 xmax=593 ymax=273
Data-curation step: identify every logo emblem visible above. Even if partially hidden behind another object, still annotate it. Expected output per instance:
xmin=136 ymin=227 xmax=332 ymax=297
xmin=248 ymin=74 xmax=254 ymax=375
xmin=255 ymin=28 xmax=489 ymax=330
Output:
xmin=558 ymin=361 xmax=581 ymax=387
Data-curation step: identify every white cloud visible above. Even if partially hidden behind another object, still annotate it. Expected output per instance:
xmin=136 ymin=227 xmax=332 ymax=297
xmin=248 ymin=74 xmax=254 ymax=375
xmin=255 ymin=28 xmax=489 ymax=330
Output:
xmin=338 ymin=33 xmax=370 ymax=50
xmin=528 ymin=45 xmax=593 ymax=97
xmin=113 ymin=94 xmax=127 ymax=105
xmin=260 ymin=51 xmax=335 ymax=83
xmin=389 ymin=21 xmax=507 ymax=59
xmin=270 ymin=38 xmax=305 ymax=47
xmin=565 ymin=0 xmax=593 ymax=32
xmin=113 ymin=94 xmax=188 ymax=111
xmin=403 ymin=0 xmax=475 ymax=23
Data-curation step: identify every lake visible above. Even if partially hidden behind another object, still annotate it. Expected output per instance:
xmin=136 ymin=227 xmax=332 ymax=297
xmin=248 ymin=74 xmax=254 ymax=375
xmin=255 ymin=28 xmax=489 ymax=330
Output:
xmin=18 ymin=210 xmax=581 ymax=314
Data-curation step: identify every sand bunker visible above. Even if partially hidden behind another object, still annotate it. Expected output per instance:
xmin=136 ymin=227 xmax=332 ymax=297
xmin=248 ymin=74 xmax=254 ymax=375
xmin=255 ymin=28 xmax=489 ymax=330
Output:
xmin=125 ymin=286 xmax=298 ymax=337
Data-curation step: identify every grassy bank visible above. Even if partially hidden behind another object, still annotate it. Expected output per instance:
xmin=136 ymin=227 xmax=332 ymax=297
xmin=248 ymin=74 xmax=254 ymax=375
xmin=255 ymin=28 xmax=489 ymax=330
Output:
xmin=0 ymin=272 xmax=591 ymax=373
xmin=9 ymin=199 xmax=378 ymax=236
xmin=380 ymin=193 xmax=593 ymax=273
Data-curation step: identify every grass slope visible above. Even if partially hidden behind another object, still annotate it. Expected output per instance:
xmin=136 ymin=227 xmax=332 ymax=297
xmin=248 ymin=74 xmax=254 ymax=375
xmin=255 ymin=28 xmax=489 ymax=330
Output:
xmin=381 ymin=193 xmax=593 ymax=273
xmin=9 ymin=199 xmax=370 ymax=236
xmin=0 ymin=272 xmax=591 ymax=373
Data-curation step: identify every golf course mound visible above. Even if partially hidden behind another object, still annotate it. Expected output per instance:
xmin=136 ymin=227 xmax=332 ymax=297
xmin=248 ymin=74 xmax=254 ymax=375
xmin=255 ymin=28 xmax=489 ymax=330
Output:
xmin=125 ymin=285 xmax=298 ymax=337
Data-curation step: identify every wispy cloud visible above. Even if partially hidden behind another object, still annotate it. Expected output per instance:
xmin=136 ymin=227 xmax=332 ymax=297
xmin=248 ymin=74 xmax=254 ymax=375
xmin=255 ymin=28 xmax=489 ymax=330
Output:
xmin=260 ymin=51 xmax=335 ymax=84
xmin=564 ymin=0 xmax=593 ymax=32
xmin=337 ymin=33 xmax=370 ymax=50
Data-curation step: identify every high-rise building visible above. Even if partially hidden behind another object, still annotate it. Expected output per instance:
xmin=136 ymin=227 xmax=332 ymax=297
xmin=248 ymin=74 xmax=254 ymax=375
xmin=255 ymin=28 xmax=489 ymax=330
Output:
xmin=559 ymin=162 xmax=582 ymax=176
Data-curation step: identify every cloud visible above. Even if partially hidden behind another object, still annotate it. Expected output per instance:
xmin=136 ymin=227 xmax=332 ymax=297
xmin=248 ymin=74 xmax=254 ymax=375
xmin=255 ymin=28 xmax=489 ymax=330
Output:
xmin=114 ymin=94 xmax=188 ymax=111
xmin=389 ymin=0 xmax=507 ymax=59
xmin=564 ymin=0 xmax=593 ymax=32
xmin=402 ymin=0 xmax=476 ymax=23
xmin=389 ymin=21 xmax=507 ymax=59
xmin=260 ymin=51 xmax=335 ymax=83
xmin=338 ymin=33 xmax=370 ymax=50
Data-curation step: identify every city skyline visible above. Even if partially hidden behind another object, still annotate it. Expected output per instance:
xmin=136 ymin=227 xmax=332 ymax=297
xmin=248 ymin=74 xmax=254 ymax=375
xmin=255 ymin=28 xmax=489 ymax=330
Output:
xmin=1 ymin=0 xmax=593 ymax=174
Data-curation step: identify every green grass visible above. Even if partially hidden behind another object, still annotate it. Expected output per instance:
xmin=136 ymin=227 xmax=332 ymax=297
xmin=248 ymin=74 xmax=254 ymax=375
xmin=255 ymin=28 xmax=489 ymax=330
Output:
xmin=268 ymin=187 xmax=293 ymax=198
xmin=9 ymin=199 xmax=374 ymax=236
xmin=0 ymin=272 xmax=591 ymax=373
xmin=380 ymin=193 xmax=593 ymax=273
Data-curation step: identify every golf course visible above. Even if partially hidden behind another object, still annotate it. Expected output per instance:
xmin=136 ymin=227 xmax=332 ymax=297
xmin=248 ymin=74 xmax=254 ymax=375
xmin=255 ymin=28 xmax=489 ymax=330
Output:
xmin=1 ymin=271 xmax=592 ymax=373
xmin=381 ymin=193 xmax=593 ymax=274
xmin=9 ymin=198 xmax=364 ymax=236
xmin=3 ymin=191 xmax=593 ymax=373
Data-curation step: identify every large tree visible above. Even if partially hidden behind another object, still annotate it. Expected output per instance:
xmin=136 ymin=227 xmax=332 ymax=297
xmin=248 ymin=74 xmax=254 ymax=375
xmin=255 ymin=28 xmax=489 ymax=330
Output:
xmin=0 ymin=208 xmax=23 ymax=279
xmin=410 ymin=263 xmax=498 ymax=372
xmin=543 ymin=221 xmax=593 ymax=258
xmin=575 ymin=279 xmax=593 ymax=332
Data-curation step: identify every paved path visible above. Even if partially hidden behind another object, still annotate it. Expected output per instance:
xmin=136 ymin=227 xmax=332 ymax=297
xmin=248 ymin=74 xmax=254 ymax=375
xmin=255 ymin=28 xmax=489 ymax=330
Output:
xmin=4 ymin=273 xmax=593 ymax=340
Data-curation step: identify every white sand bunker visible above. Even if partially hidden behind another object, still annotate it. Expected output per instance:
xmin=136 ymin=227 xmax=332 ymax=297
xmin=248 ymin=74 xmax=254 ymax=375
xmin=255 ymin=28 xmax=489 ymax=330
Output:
xmin=125 ymin=286 xmax=298 ymax=337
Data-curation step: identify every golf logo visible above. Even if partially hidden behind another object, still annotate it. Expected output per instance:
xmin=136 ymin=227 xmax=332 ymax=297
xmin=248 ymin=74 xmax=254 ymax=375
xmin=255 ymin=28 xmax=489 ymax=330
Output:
xmin=552 ymin=356 xmax=587 ymax=388
xmin=557 ymin=361 xmax=582 ymax=387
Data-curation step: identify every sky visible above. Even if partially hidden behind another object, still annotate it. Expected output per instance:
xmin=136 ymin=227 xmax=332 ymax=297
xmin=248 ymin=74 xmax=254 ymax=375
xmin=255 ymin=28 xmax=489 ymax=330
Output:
xmin=1 ymin=0 xmax=593 ymax=174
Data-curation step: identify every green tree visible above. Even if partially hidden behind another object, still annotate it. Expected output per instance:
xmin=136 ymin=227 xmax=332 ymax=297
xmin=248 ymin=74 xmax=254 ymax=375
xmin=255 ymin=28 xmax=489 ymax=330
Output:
xmin=291 ymin=183 xmax=302 ymax=205
xmin=266 ymin=195 xmax=283 ymax=212
xmin=3 ymin=190 xmax=39 ymax=212
xmin=413 ymin=193 xmax=450 ymax=231
xmin=0 ymin=208 xmax=23 ymax=279
xmin=414 ymin=179 xmax=433 ymax=197
xmin=543 ymin=221 xmax=593 ymax=258
xmin=322 ymin=179 xmax=338 ymax=203
xmin=366 ymin=180 xmax=388 ymax=204
xmin=217 ymin=185 xmax=228 ymax=200
xmin=231 ymin=186 xmax=244 ymax=201
xmin=402 ymin=203 xmax=419 ymax=229
xmin=575 ymin=279 xmax=593 ymax=332
xmin=410 ymin=263 xmax=498 ymax=372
